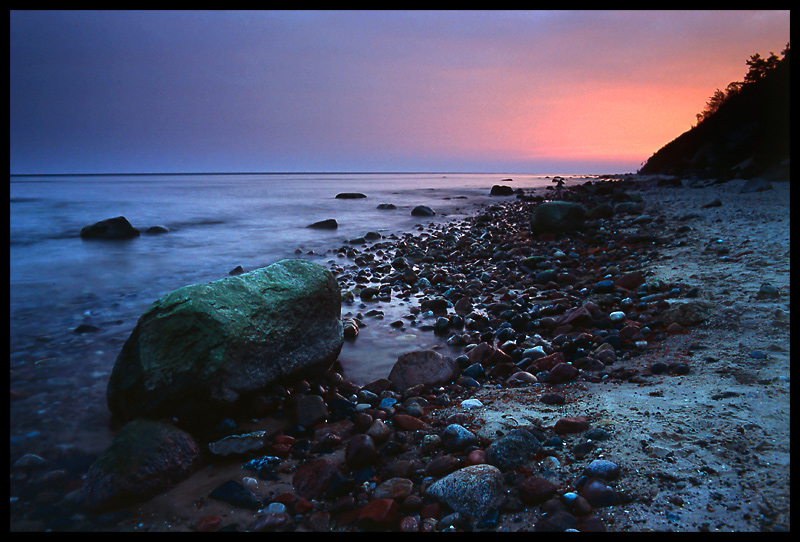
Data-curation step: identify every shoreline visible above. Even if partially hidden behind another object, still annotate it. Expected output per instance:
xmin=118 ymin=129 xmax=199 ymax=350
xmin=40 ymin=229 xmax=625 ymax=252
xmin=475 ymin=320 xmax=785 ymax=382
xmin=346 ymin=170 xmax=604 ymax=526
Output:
xmin=10 ymin=174 xmax=790 ymax=532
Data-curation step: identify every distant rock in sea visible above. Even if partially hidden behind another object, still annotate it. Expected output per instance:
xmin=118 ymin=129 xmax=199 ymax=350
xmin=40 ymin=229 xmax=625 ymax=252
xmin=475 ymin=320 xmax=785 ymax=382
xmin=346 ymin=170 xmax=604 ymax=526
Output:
xmin=80 ymin=216 xmax=140 ymax=240
xmin=490 ymin=185 xmax=515 ymax=196
xmin=335 ymin=192 xmax=367 ymax=199
xmin=144 ymin=225 xmax=169 ymax=234
xmin=307 ymin=218 xmax=338 ymax=229
xmin=411 ymin=205 xmax=435 ymax=217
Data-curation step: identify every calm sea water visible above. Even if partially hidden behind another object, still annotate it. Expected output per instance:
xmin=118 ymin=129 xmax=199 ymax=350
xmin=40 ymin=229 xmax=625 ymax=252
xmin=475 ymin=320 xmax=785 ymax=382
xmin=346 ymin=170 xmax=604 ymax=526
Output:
xmin=9 ymin=172 xmax=569 ymax=455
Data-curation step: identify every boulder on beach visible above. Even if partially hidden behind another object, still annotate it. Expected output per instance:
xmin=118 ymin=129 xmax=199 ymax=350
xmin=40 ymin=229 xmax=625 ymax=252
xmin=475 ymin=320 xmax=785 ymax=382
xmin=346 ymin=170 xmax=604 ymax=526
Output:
xmin=79 ymin=419 xmax=200 ymax=512
xmin=107 ymin=259 xmax=343 ymax=423
xmin=388 ymin=350 xmax=457 ymax=391
xmin=307 ymin=218 xmax=338 ymax=229
xmin=80 ymin=216 xmax=140 ymax=240
xmin=490 ymin=184 xmax=515 ymax=196
xmin=530 ymin=201 xmax=586 ymax=234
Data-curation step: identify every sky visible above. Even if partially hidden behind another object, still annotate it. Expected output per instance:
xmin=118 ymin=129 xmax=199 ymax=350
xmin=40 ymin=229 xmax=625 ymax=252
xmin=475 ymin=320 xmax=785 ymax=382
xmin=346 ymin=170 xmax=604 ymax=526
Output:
xmin=9 ymin=10 xmax=791 ymax=175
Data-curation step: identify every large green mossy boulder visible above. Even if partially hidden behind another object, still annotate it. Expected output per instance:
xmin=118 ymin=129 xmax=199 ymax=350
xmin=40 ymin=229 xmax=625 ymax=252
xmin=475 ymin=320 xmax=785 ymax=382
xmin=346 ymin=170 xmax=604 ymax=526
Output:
xmin=530 ymin=201 xmax=587 ymax=234
xmin=107 ymin=259 xmax=343 ymax=423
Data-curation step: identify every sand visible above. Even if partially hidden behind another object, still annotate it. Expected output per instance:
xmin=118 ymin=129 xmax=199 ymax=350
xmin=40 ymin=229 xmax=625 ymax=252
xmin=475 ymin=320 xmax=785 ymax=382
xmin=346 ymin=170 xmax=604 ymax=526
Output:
xmin=440 ymin=176 xmax=791 ymax=531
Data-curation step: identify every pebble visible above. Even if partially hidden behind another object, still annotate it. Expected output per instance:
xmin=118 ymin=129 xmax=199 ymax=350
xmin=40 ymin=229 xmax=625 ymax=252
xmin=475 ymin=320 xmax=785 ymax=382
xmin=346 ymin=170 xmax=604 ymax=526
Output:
xmin=516 ymin=476 xmax=558 ymax=504
xmin=440 ymin=424 xmax=479 ymax=452
xmin=460 ymin=398 xmax=483 ymax=410
xmin=209 ymin=480 xmax=262 ymax=510
xmin=426 ymin=464 xmax=505 ymax=522
xmin=554 ymin=416 xmax=590 ymax=435
xmin=358 ymin=498 xmax=398 ymax=529
xmin=486 ymin=428 xmax=541 ymax=471
xmin=583 ymin=459 xmax=621 ymax=480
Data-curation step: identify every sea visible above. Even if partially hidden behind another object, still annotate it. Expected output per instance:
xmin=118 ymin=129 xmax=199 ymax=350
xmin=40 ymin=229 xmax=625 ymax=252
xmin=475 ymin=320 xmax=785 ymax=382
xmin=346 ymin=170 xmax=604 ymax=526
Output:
xmin=9 ymin=172 xmax=580 ymax=459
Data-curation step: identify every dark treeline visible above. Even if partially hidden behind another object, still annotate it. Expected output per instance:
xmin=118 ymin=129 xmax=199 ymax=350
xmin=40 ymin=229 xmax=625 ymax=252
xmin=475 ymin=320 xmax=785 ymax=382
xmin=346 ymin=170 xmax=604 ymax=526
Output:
xmin=639 ymin=43 xmax=790 ymax=181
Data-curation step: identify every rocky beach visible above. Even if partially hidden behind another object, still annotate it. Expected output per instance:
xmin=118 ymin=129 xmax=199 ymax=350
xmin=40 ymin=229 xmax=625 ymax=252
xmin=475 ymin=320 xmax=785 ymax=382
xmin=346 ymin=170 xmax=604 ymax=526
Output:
xmin=10 ymin=174 xmax=790 ymax=532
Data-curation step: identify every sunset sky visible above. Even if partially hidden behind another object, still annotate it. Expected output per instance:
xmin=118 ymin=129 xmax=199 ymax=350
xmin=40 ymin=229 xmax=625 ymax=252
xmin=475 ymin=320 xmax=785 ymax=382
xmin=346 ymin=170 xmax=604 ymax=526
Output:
xmin=10 ymin=10 xmax=791 ymax=175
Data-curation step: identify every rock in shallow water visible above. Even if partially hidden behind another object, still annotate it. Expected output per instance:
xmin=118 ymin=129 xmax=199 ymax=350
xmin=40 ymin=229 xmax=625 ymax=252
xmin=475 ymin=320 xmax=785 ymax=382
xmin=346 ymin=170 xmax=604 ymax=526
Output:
xmin=79 ymin=419 xmax=200 ymax=512
xmin=388 ymin=350 xmax=457 ymax=391
xmin=80 ymin=216 xmax=140 ymax=240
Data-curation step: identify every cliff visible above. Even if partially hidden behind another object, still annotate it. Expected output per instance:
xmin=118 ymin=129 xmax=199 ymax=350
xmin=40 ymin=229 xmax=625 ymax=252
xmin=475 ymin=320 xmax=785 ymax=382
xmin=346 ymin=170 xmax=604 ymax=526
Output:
xmin=639 ymin=48 xmax=790 ymax=181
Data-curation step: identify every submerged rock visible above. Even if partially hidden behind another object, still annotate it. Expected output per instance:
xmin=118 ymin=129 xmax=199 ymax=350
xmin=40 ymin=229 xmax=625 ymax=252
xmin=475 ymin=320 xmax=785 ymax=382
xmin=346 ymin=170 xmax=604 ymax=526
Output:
xmin=80 ymin=216 xmax=140 ymax=240
xmin=107 ymin=259 xmax=343 ymax=423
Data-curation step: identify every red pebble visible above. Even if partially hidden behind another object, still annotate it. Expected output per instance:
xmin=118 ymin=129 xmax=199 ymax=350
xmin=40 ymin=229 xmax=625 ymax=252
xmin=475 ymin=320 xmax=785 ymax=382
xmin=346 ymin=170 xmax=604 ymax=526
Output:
xmin=358 ymin=498 xmax=398 ymax=528
xmin=194 ymin=516 xmax=222 ymax=532
xmin=466 ymin=449 xmax=487 ymax=466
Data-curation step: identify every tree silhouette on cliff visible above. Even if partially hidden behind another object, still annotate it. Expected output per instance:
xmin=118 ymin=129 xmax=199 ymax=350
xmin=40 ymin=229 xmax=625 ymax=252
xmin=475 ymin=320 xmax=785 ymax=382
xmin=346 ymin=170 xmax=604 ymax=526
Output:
xmin=640 ymin=43 xmax=789 ymax=180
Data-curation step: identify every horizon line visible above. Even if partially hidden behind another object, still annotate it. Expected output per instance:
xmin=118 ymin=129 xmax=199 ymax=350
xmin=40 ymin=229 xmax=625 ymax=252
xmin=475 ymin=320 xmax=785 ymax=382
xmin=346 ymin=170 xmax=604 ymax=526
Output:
xmin=10 ymin=169 xmax=635 ymax=178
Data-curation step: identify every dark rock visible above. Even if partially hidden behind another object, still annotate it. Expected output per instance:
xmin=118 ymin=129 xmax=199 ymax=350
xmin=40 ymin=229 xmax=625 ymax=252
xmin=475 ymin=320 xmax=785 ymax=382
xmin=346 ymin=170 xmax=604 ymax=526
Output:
xmin=517 ymin=476 xmax=558 ymax=504
xmin=535 ymin=511 xmax=577 ymax=532
xmin=583 ymin=459 xmax=621 ymax=480
xmin=490 ymin=185 xmax=515 ymax=196
xmin=307 ymin=218 xmax=338 ymax=229
xmin=335 ymin=192 xmax=367 ymax=199
xmin=80 ymin=216 xmax=140 ymax=240
xmin=540 ymin=392 xmax=566 ymax=405
xmin=377 ymin=203 xmax=397 ymax=210
xmin=548 ymin=362 xmax=579 ymax=384
xmin=79 ymin=419 xmax=200 ymax=512
xmin=487 ymin=428 xmax=541 ymax=471
xmin=144 ymin=225 xmax=169 ymax=234
xmin=530 ymin=201 xmax=586 ymax=234
xmin=209 ymin=480 xmax=263 ymax=510
xmin=292 ymin=458 xmax=338 ymax=499
xmin=359 ymin=498 xmax=399 ymax=529
xmin=440 ymin=423 xmax=479 ymax=452
xmin=425 ymin=464 xmax=505 ymax=522
xmin=345 ymin=434 xmax=379 ymax=469
xmin=578 ymin=477 xmax=619 ymax=508
xmin=388 ymin=350 xmax=457 ymax=391
xmin=554 ymin=416 xmax=590 ymax=435
xmin=411 ymin=205 xmax=436 ymax=217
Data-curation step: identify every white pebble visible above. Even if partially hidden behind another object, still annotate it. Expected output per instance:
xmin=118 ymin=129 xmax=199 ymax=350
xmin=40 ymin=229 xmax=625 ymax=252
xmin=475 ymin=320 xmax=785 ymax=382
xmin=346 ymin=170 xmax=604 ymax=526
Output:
xmin=609 ymin=311 xmax=626 ymax=322
xmin=461 ymin=398 xmax=483 ymax=410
